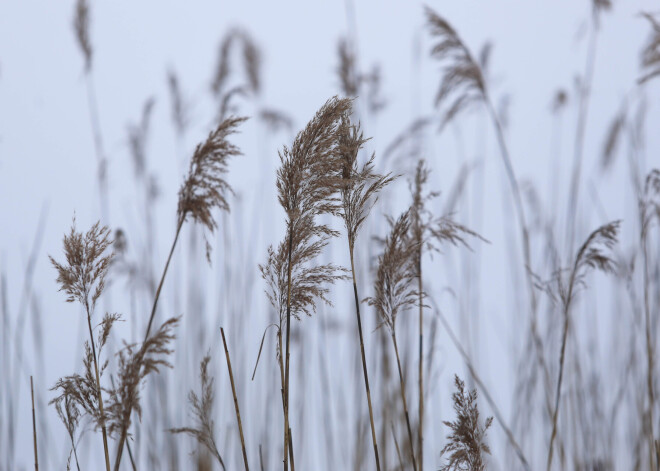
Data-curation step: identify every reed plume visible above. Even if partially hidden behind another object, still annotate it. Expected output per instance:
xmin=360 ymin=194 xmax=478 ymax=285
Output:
xmin=260 ymin=96 xmax=352 ymax=470
xmin=212 ymin=29 xmax=262 ymax=98
xmin=367 ymin=210 xmax=419 ymax=471
xmin=542 ymin=220 xmax=620 ymax=471
xmin=114 ymin=116 xmax=246 ymax=469
xmin=439 ymin=375 xmax=492 ymax=471
xmin=640 ymin=13 xmax=660 ymax=84
xmin=49 ymin=221 xmax=114 ymax=471
xmin=170 ymin=355 xmax=226 ymax=471
xmin=338 ymin=117 xmax=394 ymax=471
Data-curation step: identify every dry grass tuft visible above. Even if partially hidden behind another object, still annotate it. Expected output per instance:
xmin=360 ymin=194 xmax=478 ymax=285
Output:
xmin=177 ymin=116 xmax=248 ymax=259
xmin=639 ymin=13 xmax=660 ymax=84
xmin=106 ymin=316 xmax=179 ymax=438
xmin=339 ymin=118 xmax=395 ymax=251
xmin=367 ymin=210 xmax=418 ymax=332
xmin=424 ymin=6 xmax=486 ymax=128
xmin=49 ymin=221 xmax=113 ymax=311
xmin=170 ymin=355 xmax=226 ymax=471
xmin=212 ymin=29 xmax=262 ymax=97
xmin=337 ymin=38 xmax=358 ymax=98
xmin=439 ymin=375 xmax=492 ymax=471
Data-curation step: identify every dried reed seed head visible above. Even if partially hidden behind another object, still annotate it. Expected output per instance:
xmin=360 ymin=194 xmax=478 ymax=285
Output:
xmin=366 ymin=210 xmax=419 ymax=332
xmin=337 ymin=37 xmax=359 ymax=97
xmin=574 ymin=220 xmax=620 ymax=276
xmin=276 ymin=96 xmax=353 ymax=223
xmin=178 ymin=116 xmax=248 ymax=233
xmin=50 ymin=220 xmax=114 ymax=312
xmin=169 ymin=355 xmax=225 ymax=468
xmin=105 ymin=316 xmax=179 ymax=438
xmin=113 ymin=228 xmax=127 ymax=255
xmin=601 ymin=106 xmax=626 ymax=171
xmin=73 ymin=0 xmax=92 ymax=71
xmin=439 ymin=375 xmax=493 ymax=471
xmin=212 ymin=29 xmax=262 ymax=97
xmin=261 ymin=217 xmax=349 ymax=322
xmin=50 ymin=341 xmax=105 ymax=430
xmin=551 ymin=89 xmax=569 ymax=113
xmin=425 ymin=6 xmax=486 ymax=129
xmin=640 ymin=13 xmax=660 ymax=84
xmin=128 ymin=97 xmax=156 ymax=179
xmin=338 ymin=119 xmax=395 ymax=248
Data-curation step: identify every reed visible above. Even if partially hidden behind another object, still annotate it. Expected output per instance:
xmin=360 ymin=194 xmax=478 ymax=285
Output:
xmin=338 ymin=116 xmax=394 ymax=471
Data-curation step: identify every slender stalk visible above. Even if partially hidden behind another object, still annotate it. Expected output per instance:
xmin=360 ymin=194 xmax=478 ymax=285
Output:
xmin=643 ymin=232 xmax=656 ymax=470
xmin=114 ymin=216 xmax=184 ymax=470
xmin=417 ymin=255 xmax=424 ymax=471
xmin=221 ymin=328 xmax=250 ymax=471
xmin=565 ymin=21 xmax=598 ymax=255
xmin=348 ymin=245 xmax=382 ymax=471
xmin=30 ymin=376 xmax=38 ymax=471
xmin=283 ymin=229 xmax=294 ymax=471
xmin=391 ymin=422 xmax=404 ymax=471
xmin=143 ymin=216 xmax=184 ymax=341
xmin=288 ymin=428 xmax=295 ymax=471
xmin=391 ymin=331 xmax=417 ymax=471
xmin=85 ymin=302 xmax=111 ymax=471
xmin=547 ymin=269 xmax=577 ymax=471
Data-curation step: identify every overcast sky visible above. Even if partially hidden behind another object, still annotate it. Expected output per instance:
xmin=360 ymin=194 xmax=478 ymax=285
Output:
xmin=1 ymin=1 xmax=659 ymax=469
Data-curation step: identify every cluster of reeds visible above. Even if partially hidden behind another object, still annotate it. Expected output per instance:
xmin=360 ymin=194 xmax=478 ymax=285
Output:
xmin=4 ymin=1 xmax=660 ymax=470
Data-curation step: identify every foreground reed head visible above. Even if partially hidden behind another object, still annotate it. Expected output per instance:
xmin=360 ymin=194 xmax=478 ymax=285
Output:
xmin=338 ymin=117 xmax=395 ymax=251
xmin=440 ymin=375 xmax=493 ymax=471
xmin=49 ymin=220 xmax=113 ymax=312
xmin=367 ymin=210 xmax=418 ymax=332
xmin=177 ymin=115 xmax=247 ymax=257
xmin=261 ymin=96 xmax=353 ymax=321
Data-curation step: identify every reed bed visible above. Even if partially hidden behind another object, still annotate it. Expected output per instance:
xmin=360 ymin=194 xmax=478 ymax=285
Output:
xmin=1 ymin=1 xmax=659 ymax=470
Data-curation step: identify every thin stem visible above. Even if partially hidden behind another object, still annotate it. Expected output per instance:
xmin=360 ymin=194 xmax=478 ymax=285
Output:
xmin=391 ymin=331 xmax=417 ymax=471
xmin=115 ymin=215 xmax=185 ymax=470
xmin=565 ymin=21 xmax=598 ymax=256
xmin=144 ymin=216 xmax=184 ymax=342
xmin=30 ymin=376 xmax=38 ymax=471
xmin=643 ymin=232 xmax=656 ymax=470
xmin=391 ymin=422 xmax=403 ymax=471
xmin=288 ymin=428 xmax=295 ymax=471
xmin=349 ymin=244 xmax=382 ymax=471
xmin=283 ymin=228 xmax=294 ymax=471
xmin=85 ymin=303 xmax=111 ymax=471
xmin=547 ymin=269 xmax=577 ymax=471
xmin=221 ymin=328 xmax=250 ymax=471
xmin=417 ymin=254 xmax=424 ymax=471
